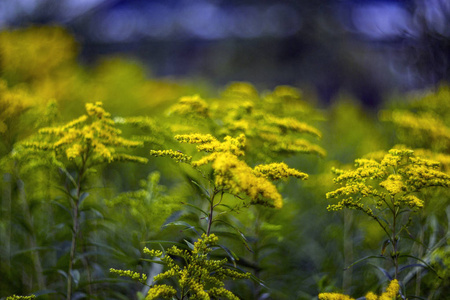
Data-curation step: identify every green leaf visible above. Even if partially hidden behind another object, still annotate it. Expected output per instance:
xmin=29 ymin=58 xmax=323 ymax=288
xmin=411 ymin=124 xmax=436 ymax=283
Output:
xmin=249 ymin=272 xmax=270 ymax=290
xmin=184 ymin=239 xmax=195 ymax=250
xmin=50 ymin=200 xmax=72 ymax=216
xmin=78 ymin=192 xmax=89 ymax=205
xmin=370 ymin=264 xmax=392 ymax=280
xmin=399 ymin=263 xmax=427 ymax=273
xmin=71 ymin=269 xmax=80 ymax=287
xmin=59 ymin=166 xmax=77 ymax=187
xmin=143 ymin=240 xmax=187 ymax=249
xmin=89 ymin=241 xmax=128 ymax=258
xmin=381 ymin=239 xmax=391 ymax=256
xmin=162 ymin=221 xmax=204 ymax=235
xmin=190 ymin=179 xmax=211 ymax=198
xmin=139 ymin=258 xmax=166 ymax=265
xmin=12 ymin=246 xmax=55 ymax=257
xmin=182 ymin=202 xmax=209 ymax=217
xmin=217 ymin=244 xmax=239 ymax=267
xmin=344 ymin=255 xmax=386 ymax=270
xmin=212 ymin=219 xmax=253 ymax=252
xmin=399 ymin=254 xmax=440 ymax=278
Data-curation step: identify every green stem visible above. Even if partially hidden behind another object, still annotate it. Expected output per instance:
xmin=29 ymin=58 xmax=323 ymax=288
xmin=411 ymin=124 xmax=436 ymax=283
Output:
xmin=206 ymin=189 xmax=220 ymax=236
xmin=343 ymin=209 xmax=353 ymax=293
xmin=392 ymin=204 xmax=399 ymax=279
xmin=66 ymin=153 xmax=88 ymax=300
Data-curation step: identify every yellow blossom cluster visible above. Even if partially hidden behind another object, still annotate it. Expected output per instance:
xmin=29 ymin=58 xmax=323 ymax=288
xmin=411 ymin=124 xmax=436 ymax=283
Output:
xmin=169 ymin=94 xmax=210 ymax=118
xmin=109 ymin=268 xmax=148 ymax=284
xmin=145 ymin=284 xmax=177 ymax=300
xmin=217 ymin=105 xmax=325 ymax=160
xmin=327 ymin=148 xmax=450 ymax=213
xmin=5 ymin=296 xmax=36 ymax=300
xmin=253 ymin=162 xmax=308 ymax=180
xmin=165 ymin=82 xmax=325 ymax=161
xmin=23 ymin=102 xmax=147 ymax=165
xmin=318 ymin=293 xmax=354 ymax=300
xmin=264 ymin=115 xmax=322 ymax=138
xmin=174 ymin=133 xmax=246 ymax=158
xmin=382 ymin=110 xmax=450 ymax=146
xmin=149 ymin=149 xmax=192 ymax=163
xmin=0 ymin=80 xmax=37 ymax=137
xmin=142 ymin=234 xmax=250 ymax=300
xmin=151 ymin=133 xmax=307 ymax=208
xmin=220 ymin=82 xmax=259 ymax=100
xmin=0 ymin=26 xmax=77 ymax=81
xmin=212 ymin=152 xmax=283 ymax=208
xmin=365 ymin=279 xmax=400 ymax=300
xmin=319 ymin=279 xmax=400 ymax=300
xmin=380 ymin=85 xmax=450 ymax=153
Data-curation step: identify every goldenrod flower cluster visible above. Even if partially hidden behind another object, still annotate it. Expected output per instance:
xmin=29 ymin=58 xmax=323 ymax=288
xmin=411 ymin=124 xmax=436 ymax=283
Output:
xmin=212 ymin=153 xmax=283 ymax=208
xmin=318 ymin=293 xmax=354 ymax=300
xmin=23 ymin=102 xmax=147 ymax=165
xmin=109 ymin=268 xmax=148 ymax=284
xmin=145 ymin=284 xmax=177 ymax=300
xmin=0 ymin=80 xmax=33 ymax=135
xmin=327 ymin=148 xmax=450 ymax=213
xmin=166 ymin=82 xmax=325 ymax=161
xmin=0 ymin=26 xmax=76 ymax=80
xmin=319 ymin=279 xmax=400 ymax=300
xmin=382 ymin=110 xmax=450 ymax=147
xmin=143 ymin=234 xmax=250 ymax=300
xmin=151 ymin=133 xmax=307 ymax=208
xmin=215 ymin=84 xmax=326 ymax=160
xmin=380 ymin=85 xmax=450 ymax=153
xmin=149 ymin=149 xmax=192 ymax=163
xmin=365 ymin=279 xmax=400 ymax=300
xmin=253 ymin=162 xmax=308 ymax=181
xmin=169 ymin=94 xmax=210 ymax=119
xmin=5 ymin=296 xmax=36 ymax=300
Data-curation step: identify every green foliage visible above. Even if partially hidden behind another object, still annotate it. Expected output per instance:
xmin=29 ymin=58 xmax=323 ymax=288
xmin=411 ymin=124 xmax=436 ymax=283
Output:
xmin=141 ymin=234 xmax=250 ymax=300
xmin=1 ymin=25 xmax=450 ymax=300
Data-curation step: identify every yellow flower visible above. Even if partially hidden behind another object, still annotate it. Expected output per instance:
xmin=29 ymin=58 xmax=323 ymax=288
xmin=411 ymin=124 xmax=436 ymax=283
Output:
xmin=169 ymin=94 xmax=210 ymax=118
xmin=143 ymin=234 xmax=249 ymax=300
xmin=318 ymin=293 xmax=354 ymax=300
xmin=150 ymin=149 xmax=192 ymax=163
xmin=145 ymin=285 xmax=177 ymax=300
xmin=110 ymin=268 xmax=147 ymax=284
xmin=253 ymin=162 xmax=308 ymax=180
xmin=23 ymin=102 xmax=147 ymax=165
xmin=327 ymin=147 xmax=449 ymax=214
xmin=320 ymin=279 xmax=399 ymax=300
xmin=0 ymin=26 xmax=77 ymax=80
xmin=213 ymin=152 xmax=283 ymax=208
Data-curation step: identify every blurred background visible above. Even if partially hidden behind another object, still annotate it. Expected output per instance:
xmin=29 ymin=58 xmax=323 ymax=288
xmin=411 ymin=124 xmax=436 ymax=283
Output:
xmin=1 ymin=0 xmax=449 ymax=106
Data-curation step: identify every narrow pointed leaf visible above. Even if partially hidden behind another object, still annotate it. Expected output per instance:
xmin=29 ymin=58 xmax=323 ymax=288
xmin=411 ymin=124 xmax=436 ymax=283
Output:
xmin=182 ymin=202 xmax=209 ymax=217
xmin=190 ymin=179 xmax=211 ymax=198
xmin=399 ymin=254 xmax=440 ymax=277
xmin=217 ymin=244 xmax=238 ymax=267
xmin=398 ymin=263 xmax=427 ymax=273
xmin=162 ymin=221 xmax=203 ymax=235
xmin=344 ymin=255 xmax=386 ymax=270
xmin=184 ymin=239 xmax=195 ymax=250
xmin=212 ymin=219 xmax=253 ymax=252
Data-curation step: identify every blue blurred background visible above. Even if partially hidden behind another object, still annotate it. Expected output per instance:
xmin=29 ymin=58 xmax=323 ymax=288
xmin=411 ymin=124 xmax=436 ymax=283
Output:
xmin=1 ymin=0 xmax=449 ymax=106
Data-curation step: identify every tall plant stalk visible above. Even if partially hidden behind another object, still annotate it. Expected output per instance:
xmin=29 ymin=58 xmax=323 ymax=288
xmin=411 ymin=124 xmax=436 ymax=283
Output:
xmin=66 ymin=151 xmax=87 ymax=300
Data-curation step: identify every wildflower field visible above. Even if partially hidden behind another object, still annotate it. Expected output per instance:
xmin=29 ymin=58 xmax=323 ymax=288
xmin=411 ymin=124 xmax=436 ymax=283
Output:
xmin=1 ymin=27 xmax=449 ymax=300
